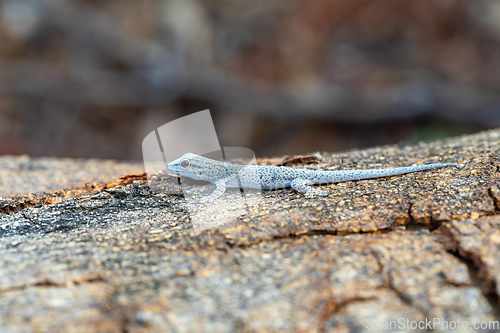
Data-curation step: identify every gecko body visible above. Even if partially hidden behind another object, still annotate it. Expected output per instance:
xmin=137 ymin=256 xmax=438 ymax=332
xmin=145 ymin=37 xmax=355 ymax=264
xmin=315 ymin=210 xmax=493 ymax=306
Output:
xmin=167 ymin=153 xmax=455 ymax=203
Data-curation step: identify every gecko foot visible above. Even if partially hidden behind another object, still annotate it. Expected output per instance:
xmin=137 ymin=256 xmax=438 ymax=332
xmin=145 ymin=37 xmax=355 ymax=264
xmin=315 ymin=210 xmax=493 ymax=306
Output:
xmin=292 ymin=179 xmax=328 ymax=198
xmin=198 ymin=179 xmax=227 ymax=204
xmin=199 ymin=196 xmax=213 ymax=204
xmin=304 ymin=190 xmax=328 ymax=198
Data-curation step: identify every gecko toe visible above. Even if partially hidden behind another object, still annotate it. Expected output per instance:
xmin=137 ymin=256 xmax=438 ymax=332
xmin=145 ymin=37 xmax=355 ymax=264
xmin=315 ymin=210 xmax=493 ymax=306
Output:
xmin=304 ymin=190 xmax=327 ymax=198
xmin=199 ymin=196 xmax=212 ymax=204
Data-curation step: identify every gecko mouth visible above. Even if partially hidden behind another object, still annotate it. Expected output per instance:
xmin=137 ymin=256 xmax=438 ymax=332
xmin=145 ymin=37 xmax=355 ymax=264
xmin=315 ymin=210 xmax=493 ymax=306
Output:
xmin=166 ymin=163 xmax=178 ymax=175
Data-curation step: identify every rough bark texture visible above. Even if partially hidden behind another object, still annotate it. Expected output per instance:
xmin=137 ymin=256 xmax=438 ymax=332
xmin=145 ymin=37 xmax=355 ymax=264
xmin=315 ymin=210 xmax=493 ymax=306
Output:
xmin=1 ymin=129 xmax=500 ymax=332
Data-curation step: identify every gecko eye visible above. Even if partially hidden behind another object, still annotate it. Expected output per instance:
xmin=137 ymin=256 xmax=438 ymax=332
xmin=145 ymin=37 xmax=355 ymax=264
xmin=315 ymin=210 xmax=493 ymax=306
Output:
xmin=180 ymin=159 xmax=190 ymax=168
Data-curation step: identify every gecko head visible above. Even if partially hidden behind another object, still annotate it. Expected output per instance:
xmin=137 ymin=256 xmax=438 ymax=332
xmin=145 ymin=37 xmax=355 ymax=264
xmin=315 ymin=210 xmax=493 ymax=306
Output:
xmin=167 ymin=153 xmax=221 ymax=181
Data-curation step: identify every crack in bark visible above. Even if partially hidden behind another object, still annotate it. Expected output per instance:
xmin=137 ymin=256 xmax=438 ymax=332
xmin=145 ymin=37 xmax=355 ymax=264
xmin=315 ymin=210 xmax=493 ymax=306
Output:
xmin=312 ymin=239 xmax=378 ymax=332
xmin=317 ymin=296 xmax=377 ymax=333
xmin=446 ymin=249 xmax=500 ymax=318
xmin=437 ymin=225 xmax=500 ymax=318
xmin=228 ymin=229 xmax=395 ymax=249
xmin=230 ymin=230 xmax=340 ymax=249
xmin=370 ymin=249 xmax=427 ymax=315
xmin=488 ymin=187 xmax=500 ymax=212
xmin=104 ymin=285 xmax=136 ymax=333
xmin=21 ymin=211 xmax=36 ymax=225
xmin=404 ymin=202 xmax=435 ymax=232
xmin=0 ymin=275 xmax=106 ymax=294
xmin=224 ymin=224 xmax=403 ymax=250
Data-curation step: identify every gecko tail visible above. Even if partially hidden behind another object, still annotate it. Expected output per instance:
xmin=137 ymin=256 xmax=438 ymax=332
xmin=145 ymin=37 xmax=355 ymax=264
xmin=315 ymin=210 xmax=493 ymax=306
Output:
xmin=374 ymin=163 xmax=457 ymax=177
xmin=324 ymin=162 xmax=456 ymax=183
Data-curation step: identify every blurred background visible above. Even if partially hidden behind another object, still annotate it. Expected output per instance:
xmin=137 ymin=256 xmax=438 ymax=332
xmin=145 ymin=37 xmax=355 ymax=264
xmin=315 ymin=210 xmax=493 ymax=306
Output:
xmin=0 ymin=0 xmax=499 ymax=161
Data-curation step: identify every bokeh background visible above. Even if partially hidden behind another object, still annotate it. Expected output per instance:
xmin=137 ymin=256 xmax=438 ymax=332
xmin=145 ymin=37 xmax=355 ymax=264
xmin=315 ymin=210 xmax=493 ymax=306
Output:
xmin=1 ymin=0 xmax=499 ymax=160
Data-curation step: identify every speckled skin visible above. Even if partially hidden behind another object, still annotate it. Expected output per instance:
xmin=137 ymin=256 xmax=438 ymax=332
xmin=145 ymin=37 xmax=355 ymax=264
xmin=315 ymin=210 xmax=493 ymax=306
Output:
xmin=167 ymin=153 xmax=456 ymax=202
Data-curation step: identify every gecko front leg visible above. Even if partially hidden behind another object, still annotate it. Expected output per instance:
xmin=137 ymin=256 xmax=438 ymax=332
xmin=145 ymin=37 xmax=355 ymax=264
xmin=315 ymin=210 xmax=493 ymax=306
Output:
xmin=290 ymin=179 xmax=328 ymax=198
xmin=199 ymin=179 xmax=227 ymax=203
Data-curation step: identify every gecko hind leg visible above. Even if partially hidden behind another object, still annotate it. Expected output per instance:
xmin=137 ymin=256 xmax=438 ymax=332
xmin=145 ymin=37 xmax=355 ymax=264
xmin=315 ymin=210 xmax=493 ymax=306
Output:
xmin=199 ymin=179 xmax=227 ymax=203
xmin=290 ymin=179 xmax=328 ymax=198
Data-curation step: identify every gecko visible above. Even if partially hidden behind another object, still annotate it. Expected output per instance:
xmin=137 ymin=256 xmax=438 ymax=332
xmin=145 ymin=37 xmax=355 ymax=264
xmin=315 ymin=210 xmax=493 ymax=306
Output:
xmin=167 ymin=153 xmax=456 ymax=203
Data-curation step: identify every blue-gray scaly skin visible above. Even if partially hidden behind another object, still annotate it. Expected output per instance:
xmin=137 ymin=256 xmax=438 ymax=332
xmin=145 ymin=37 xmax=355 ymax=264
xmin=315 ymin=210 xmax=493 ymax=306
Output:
xmin=167 ymin=153 xmax=456 ymax=203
